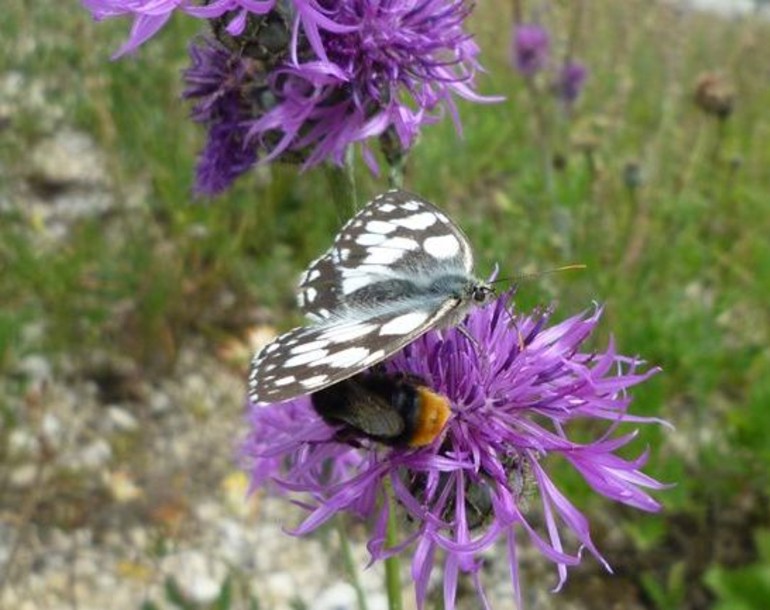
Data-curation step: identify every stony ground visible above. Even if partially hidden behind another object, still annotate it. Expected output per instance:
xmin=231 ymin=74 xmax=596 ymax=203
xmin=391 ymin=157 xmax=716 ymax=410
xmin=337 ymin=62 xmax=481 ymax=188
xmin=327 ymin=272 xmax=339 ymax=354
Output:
xmin=1 ymin=339 xmax=389 ymax=610
xmin=0 ymin=338 xmax=648 ymax=610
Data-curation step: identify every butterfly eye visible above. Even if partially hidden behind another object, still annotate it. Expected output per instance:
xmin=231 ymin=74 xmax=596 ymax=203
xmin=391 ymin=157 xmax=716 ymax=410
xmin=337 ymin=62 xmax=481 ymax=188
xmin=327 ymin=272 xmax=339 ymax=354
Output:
xmin=473 ymin=285 xmax=494 ymax=303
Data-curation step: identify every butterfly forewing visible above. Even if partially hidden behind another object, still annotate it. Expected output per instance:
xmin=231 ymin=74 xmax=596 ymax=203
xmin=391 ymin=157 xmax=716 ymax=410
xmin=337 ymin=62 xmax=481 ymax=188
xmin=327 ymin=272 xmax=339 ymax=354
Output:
xmin=297 ymin=190 xmax=474 ymax=321
xmin=249 ymin=296 xmax=460 ymax=404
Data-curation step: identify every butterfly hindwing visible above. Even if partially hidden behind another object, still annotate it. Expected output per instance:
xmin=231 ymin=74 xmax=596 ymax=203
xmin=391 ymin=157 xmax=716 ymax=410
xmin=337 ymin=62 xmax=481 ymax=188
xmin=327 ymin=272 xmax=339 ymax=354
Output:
xmin=297 ymin=190 xmax=474 ymax=321
xmin=296 ymin=254 xmax=343 ymax=322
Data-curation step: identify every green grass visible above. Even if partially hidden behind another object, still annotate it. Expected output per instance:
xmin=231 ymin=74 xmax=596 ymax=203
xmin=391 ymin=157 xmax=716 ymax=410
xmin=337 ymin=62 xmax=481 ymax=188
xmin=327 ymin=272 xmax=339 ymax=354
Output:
xmin=2 ymin=0 xmax=770 ymax=607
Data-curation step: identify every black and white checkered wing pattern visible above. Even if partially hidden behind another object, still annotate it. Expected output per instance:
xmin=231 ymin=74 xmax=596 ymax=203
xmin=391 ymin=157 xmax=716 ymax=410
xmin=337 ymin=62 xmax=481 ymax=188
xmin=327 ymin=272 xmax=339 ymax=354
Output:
xmin=296 ymin=189 xmax=474 ymax=321
xmin=249 ymin=297 xmax=458 ymax=404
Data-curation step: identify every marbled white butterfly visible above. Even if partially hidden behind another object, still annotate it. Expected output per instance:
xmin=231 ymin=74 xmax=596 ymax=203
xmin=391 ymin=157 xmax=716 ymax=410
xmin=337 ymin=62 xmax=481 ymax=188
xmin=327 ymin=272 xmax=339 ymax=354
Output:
xmin=248 ymin=189 xmax=494 ymax=405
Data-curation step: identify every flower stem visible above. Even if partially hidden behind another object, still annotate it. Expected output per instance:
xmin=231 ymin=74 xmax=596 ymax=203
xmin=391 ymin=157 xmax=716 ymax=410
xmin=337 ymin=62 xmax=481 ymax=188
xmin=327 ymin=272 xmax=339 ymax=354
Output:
xmin=384 ymin=476 xmax=404 ymax=610
xmin=345 ymin=146 xmax=359 ymax=209
xmin=325 ymin=161 xmax=358 ymax=222
xmin=380 ymin=127 xmax=407 ymax=189
xmin=336 ymin=517 xmax=369 ymax=610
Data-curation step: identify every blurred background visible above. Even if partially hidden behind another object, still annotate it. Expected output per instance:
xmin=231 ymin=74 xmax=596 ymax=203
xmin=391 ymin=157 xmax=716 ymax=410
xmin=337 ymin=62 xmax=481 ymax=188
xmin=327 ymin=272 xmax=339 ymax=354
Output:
xmin=1 ymin=0 xmax=769 ymax=608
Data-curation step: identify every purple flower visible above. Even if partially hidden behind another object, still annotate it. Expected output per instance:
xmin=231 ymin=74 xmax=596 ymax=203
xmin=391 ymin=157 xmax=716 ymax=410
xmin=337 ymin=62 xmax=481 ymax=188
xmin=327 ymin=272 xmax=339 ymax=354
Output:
xmin=555 ymin=61 xmax=588 ymax=105
xmin=246 ymin=0 xmax=497 ymax=171
xmin=241 ymin=294 xmax=667 ymax=609
xmin=512 ymin=24 xmax=550 ymax=77
xmin=182 ymin=1 xmax=499 ymax=191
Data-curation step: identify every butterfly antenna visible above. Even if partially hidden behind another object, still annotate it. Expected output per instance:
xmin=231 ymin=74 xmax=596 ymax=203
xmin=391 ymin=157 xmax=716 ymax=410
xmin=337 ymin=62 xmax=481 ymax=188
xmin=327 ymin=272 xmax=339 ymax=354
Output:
xmin=491 ymin=265 xmax=585 ymax=348
xmin=490 ymin=264 xmax=587 ymax=287
xmin=457 ymin=322 xmax=497 ymax=379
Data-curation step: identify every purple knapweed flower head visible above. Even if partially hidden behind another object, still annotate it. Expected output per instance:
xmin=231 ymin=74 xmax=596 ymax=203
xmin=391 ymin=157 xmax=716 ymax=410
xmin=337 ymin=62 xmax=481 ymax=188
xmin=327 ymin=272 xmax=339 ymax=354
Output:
xmin=181 ymin=0 xmax=500 ymax=193
xmin=554 ymin=61 xmax=589 ymax=105
xmin=511 ymin=24 xmax=550 ymax=77
xmin=241 ymin=293 xmax=668 ymax=609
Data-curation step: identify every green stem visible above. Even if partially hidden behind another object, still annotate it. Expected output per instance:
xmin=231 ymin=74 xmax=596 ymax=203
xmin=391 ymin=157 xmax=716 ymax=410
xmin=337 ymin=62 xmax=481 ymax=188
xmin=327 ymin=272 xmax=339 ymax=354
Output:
xmin=324 ymin=161 xmax=358 ymax=221
xmin=378 ymin=126 xmax=408 ymax=189
xmin=523 ymin=77 xmax=555 ymax=210
xmin=336 ymin=517 xmax=369 ymax=610
xmin=388 ymin=163 xmax=405 ymax=190
xmin=345 ymin=146 xmax=359 ymax=209
xmin=384 ymin=477 xmax=404 ymax=610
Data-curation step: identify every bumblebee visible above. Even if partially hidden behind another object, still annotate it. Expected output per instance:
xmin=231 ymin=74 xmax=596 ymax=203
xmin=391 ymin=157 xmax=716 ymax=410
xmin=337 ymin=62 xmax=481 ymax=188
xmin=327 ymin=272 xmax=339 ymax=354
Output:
xmin=311 ymin=373 xmax=451 ymax=448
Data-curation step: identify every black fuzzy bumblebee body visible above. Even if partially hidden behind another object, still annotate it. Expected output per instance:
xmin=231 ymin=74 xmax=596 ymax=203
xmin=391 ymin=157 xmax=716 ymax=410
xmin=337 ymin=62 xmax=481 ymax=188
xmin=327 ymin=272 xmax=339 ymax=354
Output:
xmin=311 ymin=373 xmax=451 ymax=448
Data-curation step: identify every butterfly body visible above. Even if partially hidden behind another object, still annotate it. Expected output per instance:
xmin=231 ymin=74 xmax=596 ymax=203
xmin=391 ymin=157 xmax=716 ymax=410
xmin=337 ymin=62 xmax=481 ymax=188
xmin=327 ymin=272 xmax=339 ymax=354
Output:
xmin=249 ymin=189 xmax=493 ymax=405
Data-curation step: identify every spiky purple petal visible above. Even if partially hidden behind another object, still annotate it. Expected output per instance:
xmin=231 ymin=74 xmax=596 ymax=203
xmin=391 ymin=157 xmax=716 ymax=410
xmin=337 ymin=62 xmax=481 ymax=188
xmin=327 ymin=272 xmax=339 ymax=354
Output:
xmin=82 ymin=0 xmax=351 ymax=58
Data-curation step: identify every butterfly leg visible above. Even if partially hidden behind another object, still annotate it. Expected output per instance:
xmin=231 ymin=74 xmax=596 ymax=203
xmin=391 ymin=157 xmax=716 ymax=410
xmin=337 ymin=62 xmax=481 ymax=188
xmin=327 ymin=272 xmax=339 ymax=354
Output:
xmin=460 ymin=320 xmax=496 ymax=367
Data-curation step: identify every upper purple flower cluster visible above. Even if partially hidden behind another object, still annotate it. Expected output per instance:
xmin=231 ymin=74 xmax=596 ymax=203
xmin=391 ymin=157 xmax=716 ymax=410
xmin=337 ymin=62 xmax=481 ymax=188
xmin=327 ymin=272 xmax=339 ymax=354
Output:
xmin=241 ymin=293 xmax=666 ymax=609
xmin=239 ymin=0 xmax=495 ymax=170
xmin=84 ymin=0 xmax=500 ymax=194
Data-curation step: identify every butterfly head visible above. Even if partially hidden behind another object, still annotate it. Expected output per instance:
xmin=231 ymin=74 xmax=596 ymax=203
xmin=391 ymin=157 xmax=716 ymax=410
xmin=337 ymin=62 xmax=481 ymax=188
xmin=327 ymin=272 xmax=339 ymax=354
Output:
xmin=471 ymin=282 xmax=495 ymax=305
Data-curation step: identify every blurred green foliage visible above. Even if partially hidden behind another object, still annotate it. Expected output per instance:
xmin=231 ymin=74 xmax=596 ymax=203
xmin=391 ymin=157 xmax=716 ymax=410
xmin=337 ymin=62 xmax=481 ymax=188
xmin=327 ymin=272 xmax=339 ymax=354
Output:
xmin=706 ymin=530 xmax=770 ymax=610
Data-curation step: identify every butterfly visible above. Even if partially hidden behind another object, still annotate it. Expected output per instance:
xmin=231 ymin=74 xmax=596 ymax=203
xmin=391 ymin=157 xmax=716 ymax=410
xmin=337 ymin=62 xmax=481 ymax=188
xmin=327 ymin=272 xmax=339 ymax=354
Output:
xmin=248 ymin=189 xmax=494 ymax=405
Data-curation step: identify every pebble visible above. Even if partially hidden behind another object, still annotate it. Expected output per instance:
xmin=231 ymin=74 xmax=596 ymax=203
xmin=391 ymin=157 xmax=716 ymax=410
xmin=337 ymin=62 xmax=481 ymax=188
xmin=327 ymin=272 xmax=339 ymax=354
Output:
xmin=149 ymin=391 xmax=173 ymax=414
xmin=105 ymin=406 xmax=139 ymax=433
xmin=8 ymin=429 xmax=38 ymax=458
xmin=310 ymin=582 xmax=357 ymax=610
xmin=263 ymin=571 xmax=298 ymax=607
xmin=71 ymin=438 xmax=113 ymax=470
xmin=161 ymin=550 xmax=227 ymax=605
xmin=214 ymin=518 xmax=257 ymax=567
xmin=367 ymin=592 xmax=390 ymax=610
xmin=105 ymin=470 xmax=143 ymax=503
xmin=0 ymin=73 xmax=64 ymax=131
xmin=29 ymin=130 xmax=107 ymax=187
xmin=39 ymin=413 xmax=64 ymax=448
xmin=9 ymin=463 xmax=38 ymax=487
xmin=16 ymin=354 xmax=52 ymax=383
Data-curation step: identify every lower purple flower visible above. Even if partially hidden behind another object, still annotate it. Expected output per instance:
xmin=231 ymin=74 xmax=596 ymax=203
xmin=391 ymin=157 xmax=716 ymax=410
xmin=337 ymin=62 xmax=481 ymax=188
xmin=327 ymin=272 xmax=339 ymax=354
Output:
xmin=555 ymin=61 xmax=589 ymax=105
xmin=241 ymin=294 xmax=667 ymax=608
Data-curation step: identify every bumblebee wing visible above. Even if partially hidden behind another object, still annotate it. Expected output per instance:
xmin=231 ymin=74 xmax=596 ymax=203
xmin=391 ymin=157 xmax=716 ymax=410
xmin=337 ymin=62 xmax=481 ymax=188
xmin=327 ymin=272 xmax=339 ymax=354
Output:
xmin=312 ymin=380 xmax=405 ymax=439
